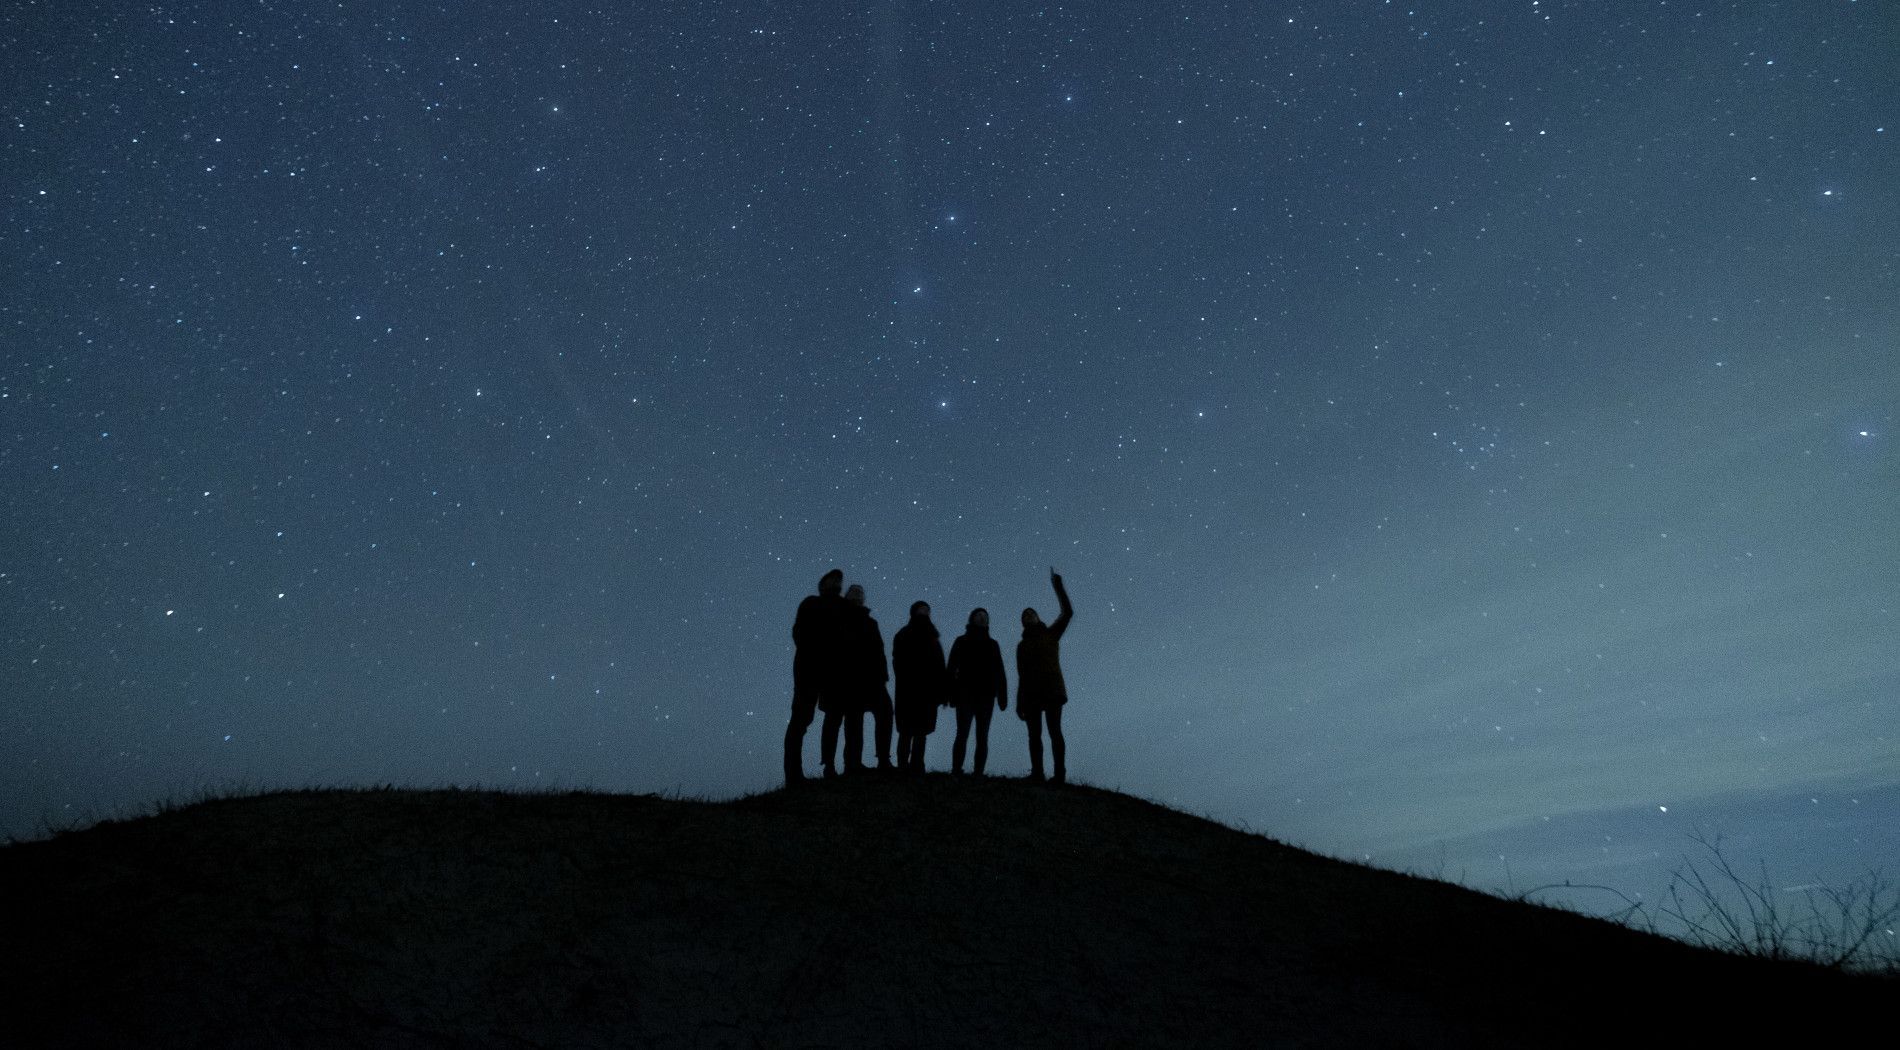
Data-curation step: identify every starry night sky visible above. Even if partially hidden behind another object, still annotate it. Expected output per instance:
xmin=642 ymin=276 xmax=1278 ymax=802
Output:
xmin=5 ymin=2 xmax=1895 ymax=905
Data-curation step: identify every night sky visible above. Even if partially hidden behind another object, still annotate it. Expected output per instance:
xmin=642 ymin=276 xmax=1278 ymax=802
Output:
xmin=5 ymin=2 xmax=1895 ymax=910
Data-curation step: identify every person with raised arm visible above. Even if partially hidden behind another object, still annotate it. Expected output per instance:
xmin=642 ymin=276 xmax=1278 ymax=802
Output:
xmin=1015 ymin=569 xmax=1074 ymax=783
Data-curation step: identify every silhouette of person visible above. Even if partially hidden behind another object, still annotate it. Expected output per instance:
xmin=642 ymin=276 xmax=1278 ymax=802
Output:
xmin=1016 ymin=569 xmax=1074 ymax=783
xmin=945 ymin=607 xmax=1007 ymax=775
xmin=786 ymin=569 xmax=846 ymax=783
xmin=836 ymin=583 xmax=894 ymax=773
xmin=892 ymin=600 xmax=946 ymax=774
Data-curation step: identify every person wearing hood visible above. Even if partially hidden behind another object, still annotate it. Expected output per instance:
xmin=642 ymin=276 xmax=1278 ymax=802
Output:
xmin=1016 ymin=569 xmax=1074 ymax=783
xmin=832 ymin=583 xmax=895 ymax=774
xmin=786 ymin=568 xmax=847 ymax=783
xmin=892 ymin=601 xmax=947 ymax=774
xmin=945 ymin=607 xmax=1008 ymax=775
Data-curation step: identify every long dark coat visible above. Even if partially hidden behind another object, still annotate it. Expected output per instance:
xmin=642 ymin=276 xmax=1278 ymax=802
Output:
xmin=838 ymin=604 xmax=889 ymax=715
xmin=945 ymin=628 xmax=1007 ymax=713
xmin=892 ymin=616 xmax=946 ymax=735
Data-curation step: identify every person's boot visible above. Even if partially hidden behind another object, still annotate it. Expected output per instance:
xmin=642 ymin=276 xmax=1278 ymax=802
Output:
xmin=822 ymin=764 xmax=838 ymax=779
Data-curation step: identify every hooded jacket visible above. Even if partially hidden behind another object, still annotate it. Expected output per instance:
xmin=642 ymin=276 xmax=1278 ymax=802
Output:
xmin=839 ymin=603 xmax=890 ymax=703
xmin=946 ymin=625 xmax=1008 ymax=712
xmin=892 ymin=614 xmax=947 ymax=734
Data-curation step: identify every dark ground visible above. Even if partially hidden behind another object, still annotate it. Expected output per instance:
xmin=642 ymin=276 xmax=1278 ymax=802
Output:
xmin=2 ymin=776 xmax=1887 ymax=1048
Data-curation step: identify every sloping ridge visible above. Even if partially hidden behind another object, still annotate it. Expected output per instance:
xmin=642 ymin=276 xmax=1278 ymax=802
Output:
xmin=2 ymin=776 xmax=1885 ymax=1048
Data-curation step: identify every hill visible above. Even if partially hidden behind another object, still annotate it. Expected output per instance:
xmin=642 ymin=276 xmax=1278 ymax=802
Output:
xmin=1 ymin=776 xmax=1886 ymax=1047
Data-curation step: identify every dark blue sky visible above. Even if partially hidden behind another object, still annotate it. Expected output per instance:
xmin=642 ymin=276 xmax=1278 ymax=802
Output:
xmin=5 ymin=1 xmax=1894 ymax=911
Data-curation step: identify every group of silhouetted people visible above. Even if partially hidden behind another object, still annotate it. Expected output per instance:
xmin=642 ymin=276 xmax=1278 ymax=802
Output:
xmin=784 ymin=568 xmax=1075 ymax=783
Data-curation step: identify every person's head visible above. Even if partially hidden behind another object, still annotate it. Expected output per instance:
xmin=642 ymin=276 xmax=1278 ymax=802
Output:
xmin=910 ymin=600 xmax=930 ymax=620
xmin=818 ymin=569 xmax=843 ymax=597
xmin=1022 ymin=607 xmax=1042 ymax=629
xmin=845 ymin=583 xmax=865 ymax=607
xmin=968 ymin=607 xmax=989 ymax=629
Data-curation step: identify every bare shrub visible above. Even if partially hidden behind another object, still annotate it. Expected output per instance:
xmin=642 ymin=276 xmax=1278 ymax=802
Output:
xmin=1656 ymin=830 xmax=1900 ymax=971
xmin=1517 ymin=830 xmax=1899 ymax=973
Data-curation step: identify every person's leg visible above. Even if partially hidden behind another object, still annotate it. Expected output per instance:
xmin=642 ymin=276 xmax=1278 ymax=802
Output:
xmin=785 ymin=685 xmax=817 ymax=781
xmin=873 ymin=691 xmax=893 ymax=768
xmin=952 ymin=706 xmax=972 ymax=772
xmin=820 ymin=706 xmax=841 ymax=776
xmin=895 ymin=730 xmax=914 ymax=770
xmin=1026 ymin=707 xmax=1045 ymax=780
xmin=1047 ymin=706 xmax=1066 ymax=784
xmin=844 ymin=705 xmax=866 ymax=772
xmin=973 ymin=703 xmax=992 ymax=775
xmin=912 ymin=734 xmax=926 ymax=773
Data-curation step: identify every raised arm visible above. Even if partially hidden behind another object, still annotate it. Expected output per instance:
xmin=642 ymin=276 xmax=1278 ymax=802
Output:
xmin=1049 ymin=569 xmax=1073 ymax=639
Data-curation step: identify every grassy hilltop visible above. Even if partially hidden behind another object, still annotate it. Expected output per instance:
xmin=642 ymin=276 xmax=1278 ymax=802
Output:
xmin=2 ymin=775 xmax=1887 ymax=1048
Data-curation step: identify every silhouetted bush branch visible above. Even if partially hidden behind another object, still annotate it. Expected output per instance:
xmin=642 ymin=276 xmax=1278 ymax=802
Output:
xmin=1514 ymin=882 xmax=1652 ymax=928
xmin=1653 ymin=831 xmax=1898 ymax=971
xmin=1514 ymin=830 xmax=1900 ymax=973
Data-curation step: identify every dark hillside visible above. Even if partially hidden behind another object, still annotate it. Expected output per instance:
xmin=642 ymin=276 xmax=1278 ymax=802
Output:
xmin=2 ymin=777 xmax=1885 ymax=1048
